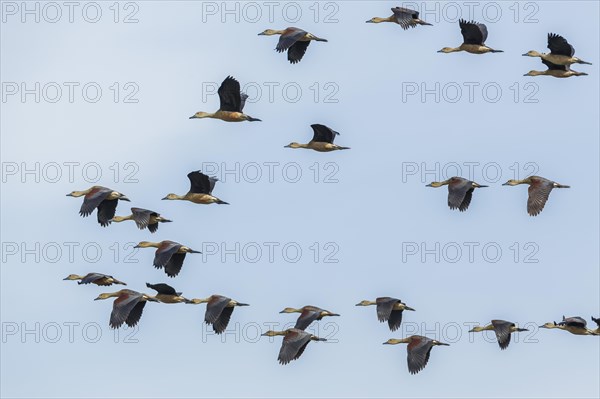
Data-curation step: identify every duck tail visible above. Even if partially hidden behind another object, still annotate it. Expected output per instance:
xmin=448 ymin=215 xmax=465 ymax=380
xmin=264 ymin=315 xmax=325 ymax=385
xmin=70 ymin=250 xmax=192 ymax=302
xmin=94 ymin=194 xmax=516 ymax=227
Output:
xmin=246 ymin=116 xmax=262 ymax=122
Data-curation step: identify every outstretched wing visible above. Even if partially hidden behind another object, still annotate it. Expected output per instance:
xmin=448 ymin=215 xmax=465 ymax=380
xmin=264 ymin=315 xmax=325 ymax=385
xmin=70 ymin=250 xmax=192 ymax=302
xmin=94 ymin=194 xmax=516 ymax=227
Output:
xmin=125 ymin=301 xmax=147 ymax=328
xmin=218 ymin=76 xmax=243 ymax=112
xmin=447 ymin=179 xmax=472 ymax=211
xmin=491 ymin=320 xmax=513 ymax=350
xmin=79 ymin=186 xmax=111 ymax=217
xmin=187 ymin=171 xmax=213 ymax=194
xmin=146 ymin=282 xmax=178 ymax=296
xmin=392 ymin=7 xmax=419 ymax=30
xmin=80 ymin=273 xmax=106 ymax=285
xmin=278 ymin=330 xmax=313 ymax=365
xmin=276 ymin=28 xmax=307 ymax=52
xmin=287 ymin=41 xmax=310 ymax=64
xmin=310 ymin=124 xmax=338 ymax=144
xmin=97 ymin=199 xmax=119 ymax=227
xmin=110 ymin=291 xmax=142 ymax=329
xmin=213 ymin=307 xmax=235 ymax=334
xmin=294 ymin=309 xmax=320 ymax=331
xmin=375 ymin=297 xmax=397 ymax=322
xmin=153 ymin=241 xmax=182 ymax=269
xmin=131 ymin=207 xmax=155 ymax=230
xmin=205 ymin=296 xmax=231 ymax=325
xmin=547 ymin=33 xmax=574 ymax=57
xmin=165 ymin=253 xmax=186 ymax=277
xmin=527 ymin=179 xmax=554 ymax=216
xmin=459 ymin=19 xmax=487 ymax=45
xmin=406 ymin=337 xmax=434 ymax=374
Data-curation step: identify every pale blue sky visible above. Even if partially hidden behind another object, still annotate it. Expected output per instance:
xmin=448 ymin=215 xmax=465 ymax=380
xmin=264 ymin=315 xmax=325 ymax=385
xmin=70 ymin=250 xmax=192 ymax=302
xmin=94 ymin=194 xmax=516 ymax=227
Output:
xmin=1 ymin=1 xmax=599 ymax=398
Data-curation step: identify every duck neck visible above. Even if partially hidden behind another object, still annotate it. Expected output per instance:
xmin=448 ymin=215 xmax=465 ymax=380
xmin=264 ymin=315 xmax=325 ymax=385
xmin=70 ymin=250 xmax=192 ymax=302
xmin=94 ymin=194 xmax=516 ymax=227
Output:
xmin=112 ymin=215 xmax=133 ymax=223
xmin=372 ymin=16 xmax=394 ymax=23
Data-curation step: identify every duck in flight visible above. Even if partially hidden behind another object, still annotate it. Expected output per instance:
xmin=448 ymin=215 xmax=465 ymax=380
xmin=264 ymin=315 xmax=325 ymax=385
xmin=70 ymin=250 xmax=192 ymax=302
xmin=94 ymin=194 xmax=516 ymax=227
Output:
xmin=111 ymin=207 xmax=172 ymax=233
xmin=67 ymin=186 xmax=130 ymax=226
xmin=279 ymin=306 xmax=340 ymax=330
xmin=135 ymin=240 xmax=201 ymax=278
xmin=366 ymin=7 xmax=432 ymax=29
xmin=539 ymin=316 xmax=600 ymax=336
xmin=94 ymin=289 xmax=158 ymax=329
xmin=384 ymin=335 xmax=449 ymax=374
xmin=261 ymin=328 xmax=327 ymax=365
xmin=285 ymin=124 xmax=350 ymax=152
xmin=190 ymin=76 xmax=261 ymax=122
xmin=258 ymin=27 xmax=327 ymax=64
xmin=145 ymin=283 xmax=189 ymax=304
xmin=356 ymin=297 xmax=415 ymax=331
xmin=469 ymin=320 xmax=528 ymax=350
xmin=502 ymin=176 xmax=569 ymax=216
xmin=63 ymin=273 xmax=126 ymax=286
xmin=162 ymin=171 xmax=229 ymax=205
xmin=187 ymin=295 xmax=249 ymax=334
xmin=426 ymin=177 xmax=488 ymax=212
xmin=523 ymin=33 xmax=592 ymax=66
xmin=438 ymin=19 xmax=502 ymax=54
xmin=524 ymin=59 xmax=588 ymax=78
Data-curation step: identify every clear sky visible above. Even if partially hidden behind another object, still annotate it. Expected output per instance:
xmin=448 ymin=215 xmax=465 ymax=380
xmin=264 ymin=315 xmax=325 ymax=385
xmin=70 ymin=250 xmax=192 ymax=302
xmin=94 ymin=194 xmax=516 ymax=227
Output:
xmin=1 ymin=1 xmax=599 ymax=398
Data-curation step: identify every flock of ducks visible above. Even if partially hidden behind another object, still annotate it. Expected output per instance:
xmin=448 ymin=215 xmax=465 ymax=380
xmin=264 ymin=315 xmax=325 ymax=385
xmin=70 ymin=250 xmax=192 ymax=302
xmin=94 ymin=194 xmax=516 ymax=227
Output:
xmin=256 ymin=6 xmax=594 ymax=77
xmin=64 ymin=269 xmax=600 ymax=373
xmin=426 ymin=176 xmax=570 ymax=215
xmin=63 ymin=6 xmax=597 ymax=374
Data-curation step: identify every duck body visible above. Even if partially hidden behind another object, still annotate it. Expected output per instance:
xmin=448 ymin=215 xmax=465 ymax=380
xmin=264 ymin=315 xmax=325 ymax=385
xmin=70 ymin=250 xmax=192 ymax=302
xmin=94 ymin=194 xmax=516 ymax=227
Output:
xmin=162 ymin=171 xmax=229 ymax=205
xmin=66 ymin=185 xmax=130 ymax=226
xmin=63 ymin=273 xmax=126 ymax=286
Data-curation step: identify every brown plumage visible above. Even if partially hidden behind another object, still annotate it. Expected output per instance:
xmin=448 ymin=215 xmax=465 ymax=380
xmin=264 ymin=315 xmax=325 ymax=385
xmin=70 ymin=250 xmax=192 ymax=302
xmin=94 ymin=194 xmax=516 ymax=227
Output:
xmin=259 ymin=27 xmax=327 ymax=64
xmin=187 ymin=295 xmax=249 ymax=334
xmin=66 ymin=186 xmax=130 ymax=226
xmin=366 ymin=7 xmax=432 ymax=29
xmin=356 ymin=297 xmax=415 ymax=331
xmin=384 ymin=335 xmax=449 ymax=374
xmin=94 ymin=289 xmax=158 ymax=329
xmin=135 ymin=240 xmax=201 ymax=277
xmin=261 ymin=328 xmax=326 ymax=364
xmin=162 ymin=171 xmax=229 ymax=205
xmin=426 ymin=177 xmax=488 ymax=211
xmin=189 ymin=76 xmax=261 ymax=122
xmin=112 ymin=207 xmax=172 ymax=233
xmin=469 ymin=320 xmax=529 ymax=350
xmin=279 ymin=305 xmax=340 ymax=330
xmin=503 ymin=176 xmax=570 ymax=216
xmin=63 ymin=273 xmax=126 ymax=286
